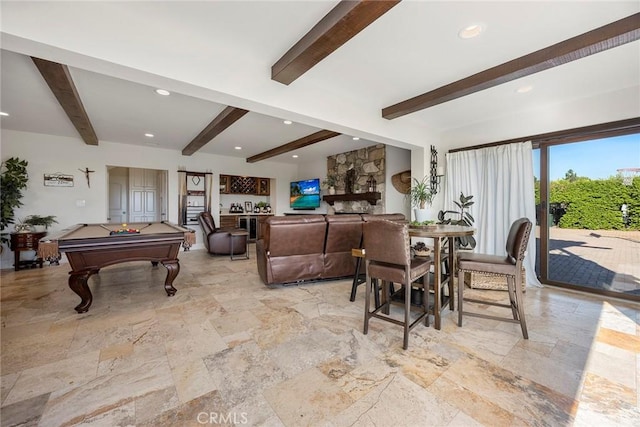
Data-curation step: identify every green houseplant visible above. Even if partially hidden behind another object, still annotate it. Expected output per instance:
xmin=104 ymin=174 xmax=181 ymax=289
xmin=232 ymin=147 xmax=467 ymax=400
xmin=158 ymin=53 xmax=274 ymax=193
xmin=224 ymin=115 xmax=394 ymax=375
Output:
xmin=1 ymin=157 xmax=29 ymax=244
xmin=409 ymin=176 xmax=434 ymax=209
xmin=438 ymin=192 xmax=476 ymax=249
xmin=21 ymin=215 xmax=58 ymax=231
xmin=256 ymin=201 xmax=267 ymax=213
xmin=408 ymin=176 xmax=435 ymax=222
xmin=323 ymin=174 xmax=337 ymax=195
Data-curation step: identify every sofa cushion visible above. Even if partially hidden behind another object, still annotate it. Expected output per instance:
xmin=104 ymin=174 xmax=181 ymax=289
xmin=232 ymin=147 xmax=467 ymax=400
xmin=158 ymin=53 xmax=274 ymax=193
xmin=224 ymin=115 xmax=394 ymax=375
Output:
xmin=324 ymin=214 xmax=363 ymax=253
xmin=265 ymin=215 xmax=327 ymax=257
xmin=199 ymin=211 xmax=216 ymax=231
xmin=324 ymin=214 xmax=363 ymax=278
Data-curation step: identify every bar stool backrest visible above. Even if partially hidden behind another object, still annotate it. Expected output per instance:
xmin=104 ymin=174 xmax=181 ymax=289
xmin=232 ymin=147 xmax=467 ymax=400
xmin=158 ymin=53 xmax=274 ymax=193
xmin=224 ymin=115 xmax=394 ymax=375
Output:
xmin=362 ymin=220 xmax=410 ymax=266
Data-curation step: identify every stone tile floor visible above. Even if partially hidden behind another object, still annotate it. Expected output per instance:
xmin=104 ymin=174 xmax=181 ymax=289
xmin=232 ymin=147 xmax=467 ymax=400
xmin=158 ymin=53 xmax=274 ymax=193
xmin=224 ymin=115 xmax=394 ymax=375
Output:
xmin=1 ymin=245 xmax=639 ymax=426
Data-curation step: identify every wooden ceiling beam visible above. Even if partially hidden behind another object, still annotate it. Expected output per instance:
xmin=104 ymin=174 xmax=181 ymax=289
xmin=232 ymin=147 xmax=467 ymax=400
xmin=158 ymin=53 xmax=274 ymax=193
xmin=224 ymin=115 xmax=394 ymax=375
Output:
xmin=246 ymin=130 xmax=341 ymax=163
xmin=31 ymin=57 xmax=99 ymax=145
xmin=382 ymin=12 xmax=640 ymax=120
xmin=182 ymin=106 xmax=249 ymax=156
xmin=271 ymin=0 xmax=400 ymax=85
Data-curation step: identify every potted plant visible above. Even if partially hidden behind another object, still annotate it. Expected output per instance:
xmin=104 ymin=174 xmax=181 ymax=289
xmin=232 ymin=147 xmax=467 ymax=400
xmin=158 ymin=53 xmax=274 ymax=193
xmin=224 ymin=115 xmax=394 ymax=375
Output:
xmin=0 ymin=157 xmax=29 ymax=245
xmin=256 ymin=201 xmax=267 ymax=213
xmin=323 ymin=174 xmax=337 ymax=195
xmin=20 ymin=215 xmax=58 ymax=232
xmin=438 ymin=192 xmax=476 ymax=249
xmin=408 ymin=176 xmax=434 ymax=222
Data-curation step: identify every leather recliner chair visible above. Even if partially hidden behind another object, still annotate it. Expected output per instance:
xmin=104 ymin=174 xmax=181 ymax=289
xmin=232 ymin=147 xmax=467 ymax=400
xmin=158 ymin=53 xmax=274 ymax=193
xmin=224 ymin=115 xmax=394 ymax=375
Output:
xmin=197 ymin=211 xmax=247 ymax=255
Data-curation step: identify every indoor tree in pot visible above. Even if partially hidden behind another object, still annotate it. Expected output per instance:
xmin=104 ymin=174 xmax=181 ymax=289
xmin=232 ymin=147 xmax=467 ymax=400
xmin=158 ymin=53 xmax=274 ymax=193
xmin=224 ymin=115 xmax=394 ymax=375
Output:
xmin=408 ymin=176 xmax=435 ymax=223
xmin=0 ymin=157 xmax=29 ymax=245
xmin=438 ymin=192 xmax=476 ymax=249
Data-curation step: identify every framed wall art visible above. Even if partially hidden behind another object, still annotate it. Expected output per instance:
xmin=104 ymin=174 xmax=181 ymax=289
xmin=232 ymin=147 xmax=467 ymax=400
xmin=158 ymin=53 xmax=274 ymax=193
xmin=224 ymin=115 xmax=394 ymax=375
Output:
xmin=44 ymin=173 xmax=74 ymax=187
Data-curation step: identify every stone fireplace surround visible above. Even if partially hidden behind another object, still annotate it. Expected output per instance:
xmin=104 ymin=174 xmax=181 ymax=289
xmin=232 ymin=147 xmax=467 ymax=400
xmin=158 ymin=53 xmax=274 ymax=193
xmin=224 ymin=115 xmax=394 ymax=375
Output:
xmin=326 ymin=144 xmax=385 ymax=214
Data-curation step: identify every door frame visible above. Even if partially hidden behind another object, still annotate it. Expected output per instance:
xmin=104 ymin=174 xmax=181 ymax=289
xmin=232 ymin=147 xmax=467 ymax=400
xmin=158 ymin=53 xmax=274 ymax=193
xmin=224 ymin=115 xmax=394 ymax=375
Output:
xmin=107 ymin=166 xmax=168 ymax=224
xmin=534 ymin=127 xmax=640 ymax=302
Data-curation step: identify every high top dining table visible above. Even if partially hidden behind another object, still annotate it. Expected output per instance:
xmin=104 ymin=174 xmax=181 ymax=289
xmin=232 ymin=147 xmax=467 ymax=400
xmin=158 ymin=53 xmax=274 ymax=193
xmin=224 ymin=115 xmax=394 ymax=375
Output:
xmin=409 ymin=225 xmax=475 ymax=330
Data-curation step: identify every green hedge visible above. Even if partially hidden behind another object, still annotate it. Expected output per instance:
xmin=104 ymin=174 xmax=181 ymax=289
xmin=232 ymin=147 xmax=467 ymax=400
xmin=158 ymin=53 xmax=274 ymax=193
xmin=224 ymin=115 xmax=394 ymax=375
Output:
xmin=537 ymin=177 xmax=639 ymax=230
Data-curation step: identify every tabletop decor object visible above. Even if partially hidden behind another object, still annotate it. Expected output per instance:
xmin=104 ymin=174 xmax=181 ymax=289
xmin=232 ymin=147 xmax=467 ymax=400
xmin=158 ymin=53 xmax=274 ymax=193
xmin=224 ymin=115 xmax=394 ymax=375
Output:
xmin=412 ymin=241 xmax=431 ymax=256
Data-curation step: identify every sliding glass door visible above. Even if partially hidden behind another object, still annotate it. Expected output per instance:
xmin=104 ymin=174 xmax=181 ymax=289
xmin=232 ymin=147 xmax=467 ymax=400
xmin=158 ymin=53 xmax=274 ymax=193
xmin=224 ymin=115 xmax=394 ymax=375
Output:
xmin=534 ymin=134 xmax=640 ymax=301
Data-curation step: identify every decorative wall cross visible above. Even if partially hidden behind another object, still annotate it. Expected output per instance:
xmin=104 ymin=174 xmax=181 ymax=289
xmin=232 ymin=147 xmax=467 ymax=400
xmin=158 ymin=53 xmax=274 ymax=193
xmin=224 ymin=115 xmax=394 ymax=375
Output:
xmin=79 ymin=167 xmax=95 ymax=188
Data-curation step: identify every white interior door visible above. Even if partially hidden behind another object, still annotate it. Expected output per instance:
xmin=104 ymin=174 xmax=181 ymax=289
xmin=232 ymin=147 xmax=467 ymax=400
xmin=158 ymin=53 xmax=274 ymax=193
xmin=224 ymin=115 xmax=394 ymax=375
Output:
xmin=108 ymin=168 xmax=128 ymax=223
xmin=129 ymin=168 xmax=159 ymax=222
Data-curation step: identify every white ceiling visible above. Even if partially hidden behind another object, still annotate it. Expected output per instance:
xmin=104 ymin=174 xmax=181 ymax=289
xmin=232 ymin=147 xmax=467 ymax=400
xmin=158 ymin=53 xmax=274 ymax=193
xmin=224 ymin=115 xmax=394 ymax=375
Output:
xmin=1 ymin=1 xmax=638 ymax=165
xmin=0 ymin=49 xmax=376 ymax=163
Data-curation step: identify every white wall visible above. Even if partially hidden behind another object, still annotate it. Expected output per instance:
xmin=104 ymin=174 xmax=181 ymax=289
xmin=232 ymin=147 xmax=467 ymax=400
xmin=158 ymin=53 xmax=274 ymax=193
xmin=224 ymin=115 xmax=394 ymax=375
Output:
xmin=0 ymin=129 xmax=299 ymax=269
xmin=384 ymin=145 xmax=411 ymax=218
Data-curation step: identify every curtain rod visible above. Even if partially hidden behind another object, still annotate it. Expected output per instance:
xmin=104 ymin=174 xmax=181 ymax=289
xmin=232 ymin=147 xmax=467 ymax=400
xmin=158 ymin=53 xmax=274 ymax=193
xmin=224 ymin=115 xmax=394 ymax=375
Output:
xmin=449 ymin=117 xmax=640 ymax=153
xmin=177 ymin=170 xmax=213 ymax=175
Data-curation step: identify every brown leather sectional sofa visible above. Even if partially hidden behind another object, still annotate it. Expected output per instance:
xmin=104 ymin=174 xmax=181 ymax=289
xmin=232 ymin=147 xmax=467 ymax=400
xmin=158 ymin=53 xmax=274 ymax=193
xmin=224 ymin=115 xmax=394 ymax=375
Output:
xmin=256 ymin=213 xmax=405 ymax=285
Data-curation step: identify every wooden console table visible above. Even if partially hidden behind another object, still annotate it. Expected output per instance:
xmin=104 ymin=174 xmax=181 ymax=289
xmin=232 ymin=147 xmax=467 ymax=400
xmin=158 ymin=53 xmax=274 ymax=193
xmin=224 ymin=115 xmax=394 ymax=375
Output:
xmin=9 ymin=231 xmax=47 ymax=271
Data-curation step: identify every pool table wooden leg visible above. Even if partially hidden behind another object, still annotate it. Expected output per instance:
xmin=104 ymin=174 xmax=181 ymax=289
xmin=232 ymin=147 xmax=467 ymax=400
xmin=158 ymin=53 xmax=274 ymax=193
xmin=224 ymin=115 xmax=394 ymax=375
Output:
xmin=69 ymin=269 xmax=98 ymax=313
xmin=162 ymin=259 xmax=180 ymax=296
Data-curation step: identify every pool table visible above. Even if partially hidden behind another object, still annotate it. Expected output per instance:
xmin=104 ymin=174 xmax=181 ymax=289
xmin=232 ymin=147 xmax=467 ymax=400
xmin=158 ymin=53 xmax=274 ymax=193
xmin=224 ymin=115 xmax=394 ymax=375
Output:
xmin=39 ymin=221 xmax=192 ymax=313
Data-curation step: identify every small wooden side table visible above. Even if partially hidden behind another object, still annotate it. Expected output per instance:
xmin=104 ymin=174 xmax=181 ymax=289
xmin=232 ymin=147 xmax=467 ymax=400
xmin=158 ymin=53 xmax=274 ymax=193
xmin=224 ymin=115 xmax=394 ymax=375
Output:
xmin=229 ymin=230 xmax=249 ymax=260
xmin=9 ymin=231 xmax=47 ymax=271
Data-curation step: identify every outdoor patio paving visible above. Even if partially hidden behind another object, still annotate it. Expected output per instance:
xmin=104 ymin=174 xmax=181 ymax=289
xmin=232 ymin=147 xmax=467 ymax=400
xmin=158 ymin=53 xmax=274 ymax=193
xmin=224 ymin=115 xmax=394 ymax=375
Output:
xmin=536 ymin=227 xmax=640 ymax=296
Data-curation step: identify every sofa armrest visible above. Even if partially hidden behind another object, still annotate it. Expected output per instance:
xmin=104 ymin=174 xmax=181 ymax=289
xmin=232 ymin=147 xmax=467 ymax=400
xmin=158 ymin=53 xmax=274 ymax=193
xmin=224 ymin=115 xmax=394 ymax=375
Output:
xmin=207 ymin=230 xmax=232 ymax=254
xmin=256 ymin=239 xmax=270 ymax=284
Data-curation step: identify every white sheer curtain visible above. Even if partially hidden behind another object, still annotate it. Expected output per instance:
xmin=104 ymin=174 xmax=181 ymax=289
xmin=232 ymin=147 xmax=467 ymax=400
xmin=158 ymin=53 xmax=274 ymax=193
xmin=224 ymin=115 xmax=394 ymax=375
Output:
xmin=178 ymin=170 xmax=187 ymax=226
xmin=204 ymin=172 xmax=212 ymax=213
xmin=443 ymin=141 xmax=541 ymax=287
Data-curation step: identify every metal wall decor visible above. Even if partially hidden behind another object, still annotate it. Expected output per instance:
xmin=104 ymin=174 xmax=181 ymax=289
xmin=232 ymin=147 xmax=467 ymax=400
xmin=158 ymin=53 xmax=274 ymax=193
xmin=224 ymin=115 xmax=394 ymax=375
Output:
xmin=430 ymin=145 xmax=443 ymax=194
xmin=366 ymin=175 xmax=377 ymax=192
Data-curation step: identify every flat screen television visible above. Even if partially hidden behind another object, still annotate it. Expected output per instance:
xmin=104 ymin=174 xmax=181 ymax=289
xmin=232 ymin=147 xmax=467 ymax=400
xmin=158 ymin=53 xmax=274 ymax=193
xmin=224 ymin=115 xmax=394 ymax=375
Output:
xmin=290 ymin=178 xmax=321 ymax=210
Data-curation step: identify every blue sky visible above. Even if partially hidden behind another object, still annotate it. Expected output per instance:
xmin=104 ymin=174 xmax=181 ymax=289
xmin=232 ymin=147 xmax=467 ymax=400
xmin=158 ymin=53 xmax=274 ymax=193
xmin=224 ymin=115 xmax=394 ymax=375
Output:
xmin=532 ymin=133 xmax=640 ymax=181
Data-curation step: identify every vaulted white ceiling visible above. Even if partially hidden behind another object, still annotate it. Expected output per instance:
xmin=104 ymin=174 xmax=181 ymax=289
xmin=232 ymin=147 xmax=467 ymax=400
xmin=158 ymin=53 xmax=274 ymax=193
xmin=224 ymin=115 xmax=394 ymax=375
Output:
xmin=1 ymin=1 xmax=638 ymax=164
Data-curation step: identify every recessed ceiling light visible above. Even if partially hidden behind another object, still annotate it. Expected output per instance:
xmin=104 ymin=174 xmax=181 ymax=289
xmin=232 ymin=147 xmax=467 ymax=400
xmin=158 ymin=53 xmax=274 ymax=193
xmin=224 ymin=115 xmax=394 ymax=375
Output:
xmin=144 ymin=133 xmax=154 ymax=138
xmin=516 ymin=85 xmax=533 ymax=94
xmin=458 ymin=24 xmax=484 ymax=39
xmin=283 ymin=120 xmax=292 ymax=125
xmin=234 ymin=146 xmax=242 ymax=150
xmin=0 ymin=112 xmax=8 ymax=116
xmin=292 ymin=154 xmax=299 ymax=158
xmin=352 ymin=137 xmax=360 ymax=141
xmin=155 ymin=89 xmax=170 ymax=96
